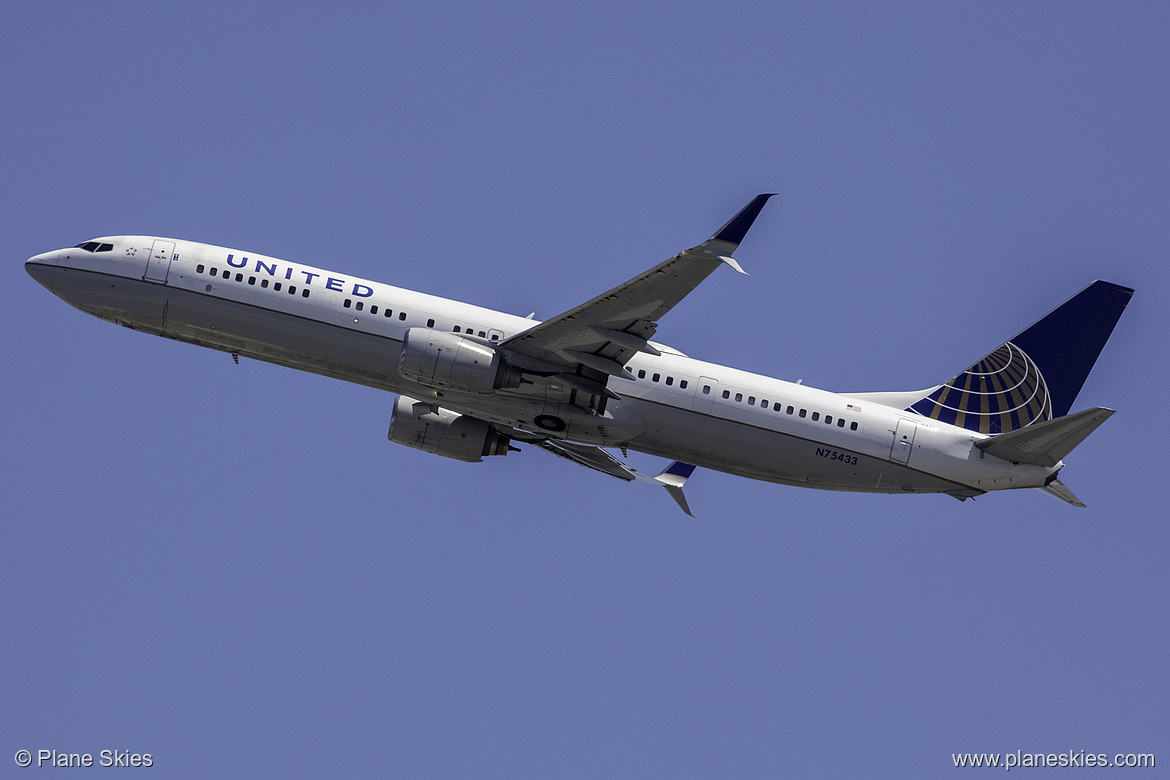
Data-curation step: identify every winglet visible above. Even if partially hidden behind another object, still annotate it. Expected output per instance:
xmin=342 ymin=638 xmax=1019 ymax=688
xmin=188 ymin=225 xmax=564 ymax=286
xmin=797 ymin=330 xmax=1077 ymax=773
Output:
xmin=655 ymin=461 xmax=697 ymax=517
xmin=710 ymin=194 xmax=775 ymax=246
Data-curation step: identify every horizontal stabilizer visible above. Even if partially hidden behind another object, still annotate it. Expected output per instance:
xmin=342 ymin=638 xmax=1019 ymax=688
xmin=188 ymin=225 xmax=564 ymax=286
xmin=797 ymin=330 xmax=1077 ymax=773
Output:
xmin=976 ymin=407 xmax=1114 ymax=467
xmin=1038 ymin=478 xmax=1086 ymax=508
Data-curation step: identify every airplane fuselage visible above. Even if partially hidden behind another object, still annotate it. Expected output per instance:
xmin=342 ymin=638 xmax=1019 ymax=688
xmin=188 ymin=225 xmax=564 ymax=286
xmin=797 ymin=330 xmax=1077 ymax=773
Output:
xmin=26 ymin=235 xmax=1058 ymax=502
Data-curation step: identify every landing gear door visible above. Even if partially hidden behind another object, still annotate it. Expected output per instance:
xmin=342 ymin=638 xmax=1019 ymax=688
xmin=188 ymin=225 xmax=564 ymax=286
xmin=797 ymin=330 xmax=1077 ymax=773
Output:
xmin=145 ymin=240 xmax=175 ymax=283
xmin=890 ymin=418 xmax=917 ymax=464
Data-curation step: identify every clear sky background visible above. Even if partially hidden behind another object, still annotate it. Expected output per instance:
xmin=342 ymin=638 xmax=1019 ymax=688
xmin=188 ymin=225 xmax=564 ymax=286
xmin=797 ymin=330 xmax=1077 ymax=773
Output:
xmin=3 ymin=2 xmax=1167 ymax=777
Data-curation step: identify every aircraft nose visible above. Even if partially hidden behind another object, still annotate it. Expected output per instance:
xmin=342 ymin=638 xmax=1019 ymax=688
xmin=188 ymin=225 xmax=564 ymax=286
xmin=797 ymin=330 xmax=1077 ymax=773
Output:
xmin=26 ymin=250 xmax=60 ymax=291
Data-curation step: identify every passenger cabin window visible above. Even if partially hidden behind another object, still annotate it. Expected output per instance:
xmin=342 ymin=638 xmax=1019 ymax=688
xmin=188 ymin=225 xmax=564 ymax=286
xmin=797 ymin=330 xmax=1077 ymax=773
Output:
xmin=702 ymin=385 xmax=711 ymax=395
xmin=454 ymin=326 xmax=461 ymax=333
xmin=652 ymin=373 xmax=660 ymax=382
xmin=665 ymin=376 xmax=673 ymax=386
xmin=371 ymin=305 xmax=378 ymax=315
xmin=355 ymin=301 xmax=364 ymax=311
xmin=384 ymin=309 xmax=393 ymax=318
xmin=274 ymin=282 xmax=282 ymax=291
xmin=344 ymin=299 xmax=352 ymax=308
xmin=302 ymin=289 xmax=310 ymax=298
xmin=638 ymin=370 xmax=646 ymax=379
xmin=248 ymin=277 xmax=256 ymax=285
xmin=722 ymin=390 xmax=730 ymax=399
xmin=398 ymin=312 xmax=407 ymax=321
xmin=838 ymin=418 xmax=846 ymax=428
xmin=799 ymin=409 xmax=806 ymax=418
xmin=288 ymin=285 xmax=296 ymax=295
xmin=261 ymin=279 xmax=269 ymax=288
xmin=680 ymin=380 xmax=688 ymax=389
xmin=850 ymin=421 xmax=858 ymax=431
xmin=811 ymin=412 xmax=820 ymax=421
xmin=235 ymin=273 xmax=243 ymax=282
xmin=427 ymin=318 xmax=435 ymax=328
xmin=748 ymin=396 xmax=756 ymax=405
xmin=196 ymin=264 xmax=205 ymax=273
xmin=735 ymin=393 xmax=743 ymax=402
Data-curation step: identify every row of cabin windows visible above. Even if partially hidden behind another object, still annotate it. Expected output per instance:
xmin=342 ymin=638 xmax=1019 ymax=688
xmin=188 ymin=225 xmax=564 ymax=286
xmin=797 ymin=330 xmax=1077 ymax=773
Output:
xmin=196 ymin=264 xmax=310 ymax=298
xmin=705 ymin=384 xmax=860 ymax=430
xmin=632 ymin=368 xmax=689 ymax=389
xmin=340 ymin=300 xmax=498 ymax=339
xmin=453 ymin=325 xmax=493 ymax=339
xmin=628 ymin=368 xmax=858 ymax=430
xmin=195 ymin=264 xmax=503 ymax=339
xmin=343 ymin=298 xmax=407 ymax=321
xmin=629 ymin=368 xmax=857 ymax=430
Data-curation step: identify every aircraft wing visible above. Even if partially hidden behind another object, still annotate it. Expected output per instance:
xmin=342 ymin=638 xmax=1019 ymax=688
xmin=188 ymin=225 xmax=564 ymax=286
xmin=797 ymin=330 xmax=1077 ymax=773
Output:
xmin=498 ymin=194 xmax=774 ymax=384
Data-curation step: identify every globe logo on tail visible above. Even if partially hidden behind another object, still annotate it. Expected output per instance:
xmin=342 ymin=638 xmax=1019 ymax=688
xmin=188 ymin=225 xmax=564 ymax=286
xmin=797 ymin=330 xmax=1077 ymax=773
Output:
xmin=908 ymin=342 xmax=1052 ymax=434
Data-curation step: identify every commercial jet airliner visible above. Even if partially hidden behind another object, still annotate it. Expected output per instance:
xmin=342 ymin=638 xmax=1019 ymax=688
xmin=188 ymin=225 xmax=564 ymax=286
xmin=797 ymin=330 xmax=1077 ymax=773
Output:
xmin=26 ymin=196 xmax=1133 ymax=513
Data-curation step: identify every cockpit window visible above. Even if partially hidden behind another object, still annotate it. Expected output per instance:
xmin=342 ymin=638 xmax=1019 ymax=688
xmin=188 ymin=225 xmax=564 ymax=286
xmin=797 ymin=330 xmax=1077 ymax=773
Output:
xmin=74 ymin=241 xmax=114 ymax=253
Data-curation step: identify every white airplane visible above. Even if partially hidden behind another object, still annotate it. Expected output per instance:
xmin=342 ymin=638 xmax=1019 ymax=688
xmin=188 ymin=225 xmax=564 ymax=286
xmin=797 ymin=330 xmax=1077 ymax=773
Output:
xmin=26 ymin=196 xmax=1133 ymax=514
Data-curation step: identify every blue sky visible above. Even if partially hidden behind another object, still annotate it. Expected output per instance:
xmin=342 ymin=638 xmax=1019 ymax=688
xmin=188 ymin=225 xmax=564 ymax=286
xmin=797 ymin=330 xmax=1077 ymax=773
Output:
xmin=3 ymin=2 xmax=1167 ymax=777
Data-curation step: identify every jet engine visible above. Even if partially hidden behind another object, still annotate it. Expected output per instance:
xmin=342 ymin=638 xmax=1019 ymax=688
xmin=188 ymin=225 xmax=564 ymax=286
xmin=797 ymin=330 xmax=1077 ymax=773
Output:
xmin=397 ymin=329 xmax=523 ymax=394
xmin=387 ymin=395 xmax=511 ymax=463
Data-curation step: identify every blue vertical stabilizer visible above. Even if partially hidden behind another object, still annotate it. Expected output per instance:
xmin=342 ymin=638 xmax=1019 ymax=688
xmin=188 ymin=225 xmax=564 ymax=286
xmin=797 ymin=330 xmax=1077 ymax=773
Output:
xmin=908 ymin=281 xmax=1133 ymax=433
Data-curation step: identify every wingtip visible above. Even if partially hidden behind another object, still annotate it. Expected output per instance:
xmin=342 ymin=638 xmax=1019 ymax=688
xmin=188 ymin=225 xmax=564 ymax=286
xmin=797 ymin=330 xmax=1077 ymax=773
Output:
xmin=663 ymin=484 xmax=695 ymax=517
xmin=710 ymin=194 xmax=775 ymax=245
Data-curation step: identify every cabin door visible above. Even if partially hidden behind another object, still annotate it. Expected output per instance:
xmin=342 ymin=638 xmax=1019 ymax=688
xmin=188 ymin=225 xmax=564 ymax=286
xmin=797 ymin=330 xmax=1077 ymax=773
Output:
xmin=144 ymin=240 xmax=175 ymax=283
xmin=890 ymin=419 xmax=918 ymax=464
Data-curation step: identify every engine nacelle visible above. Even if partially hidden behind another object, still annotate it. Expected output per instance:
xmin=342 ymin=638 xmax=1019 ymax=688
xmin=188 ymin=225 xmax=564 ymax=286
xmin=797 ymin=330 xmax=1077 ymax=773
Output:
xmin=387 ymin=395 xmax=511 ymax=463
xmin=397 ymin=328 xmax=523 ymax=394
